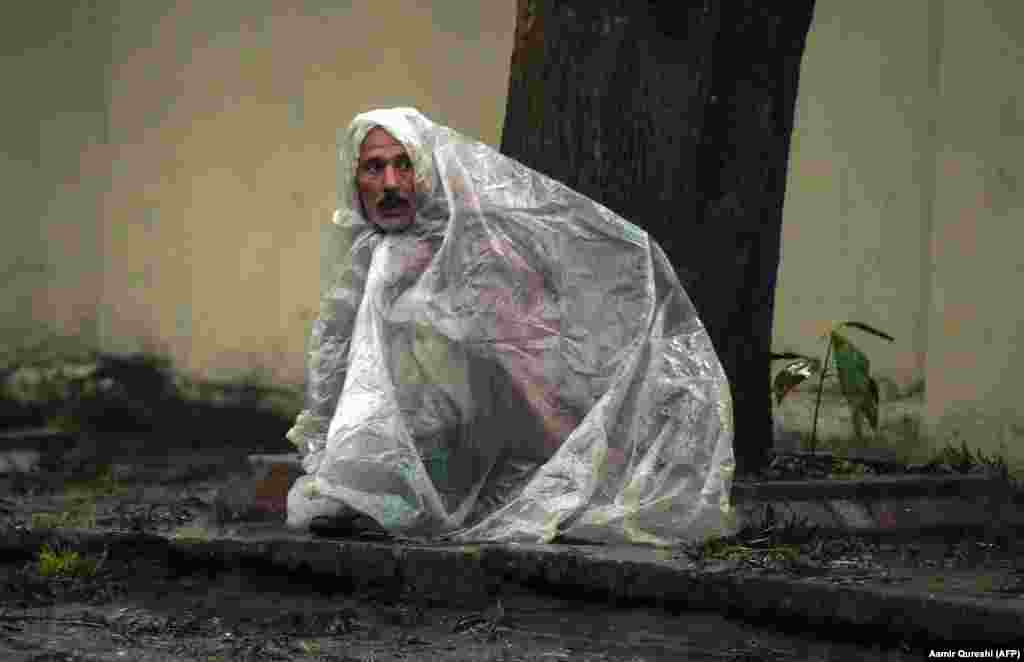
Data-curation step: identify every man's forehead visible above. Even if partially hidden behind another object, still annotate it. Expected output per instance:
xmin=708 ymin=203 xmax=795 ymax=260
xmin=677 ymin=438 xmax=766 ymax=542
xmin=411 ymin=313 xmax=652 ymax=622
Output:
xmin=360 ymin=127 xmax=406 ymax=157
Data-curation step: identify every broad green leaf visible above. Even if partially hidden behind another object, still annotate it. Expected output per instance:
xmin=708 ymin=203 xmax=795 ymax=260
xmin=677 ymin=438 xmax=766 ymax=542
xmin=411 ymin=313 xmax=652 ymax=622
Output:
xmin=831 ymin=332 xmax=869 ymax=395
xmin=831 ymin=333 xmax=880 ymax=436
xmin=840 ymin=321 xmax=895 ymax=343
xmin=772 ymin=357 xmax=821 ymax=405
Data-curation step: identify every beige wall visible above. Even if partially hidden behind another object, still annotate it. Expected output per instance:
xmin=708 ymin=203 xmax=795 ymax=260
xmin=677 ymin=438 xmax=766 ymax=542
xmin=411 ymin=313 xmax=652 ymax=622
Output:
xmin=777 ymin=0 xmax=1024 ymax=470
xmin=774 ymin=0 xmax=935 ymax=397
xmin=89 ymin=1 xmax=514 ymax=385
xmin=922 ymin=0 xmax=1024 ymax=465
xmin=1 ymin=3 xmax=110 ymax=354
xmin=3 ymin=2 xmax=514 ymax=379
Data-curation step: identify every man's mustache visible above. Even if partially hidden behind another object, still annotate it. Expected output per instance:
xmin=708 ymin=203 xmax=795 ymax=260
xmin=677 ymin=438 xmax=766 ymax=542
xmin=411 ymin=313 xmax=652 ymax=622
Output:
xmin=378 ymin=190 xmax=410 ymax=210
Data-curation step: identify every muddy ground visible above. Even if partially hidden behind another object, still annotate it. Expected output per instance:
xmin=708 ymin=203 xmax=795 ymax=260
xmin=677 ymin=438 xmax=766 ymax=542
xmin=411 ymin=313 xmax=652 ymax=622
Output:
xmin=0 ymin=548 xmax=919 ymax=662
xmin=0 ymin=450 xmax=929 ymax=662
xmin=0 ymin=355 xmax=1012 ymax=659
xmin=5 ymin=424 xmax=1018 ymax=662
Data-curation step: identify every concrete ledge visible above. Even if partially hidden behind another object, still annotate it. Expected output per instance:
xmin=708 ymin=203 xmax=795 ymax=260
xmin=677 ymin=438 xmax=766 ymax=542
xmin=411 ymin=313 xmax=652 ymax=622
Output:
xmin=248 ymin=453 xmax=302 ymax=468
xmin=245 ymin=455 xmax=1005 ymax=501
xmin=735 ymin=495 xmax=1023 ymax=539
xmin=236 ymin=455 xmax=1020 ymax=538
xmin=732 ymin=474 xmax=1000 ymax=501
xmin=4 ymin=526 xmax=1021 ymax=645
xmin=0 ymin=427 xmax=76 ymax=448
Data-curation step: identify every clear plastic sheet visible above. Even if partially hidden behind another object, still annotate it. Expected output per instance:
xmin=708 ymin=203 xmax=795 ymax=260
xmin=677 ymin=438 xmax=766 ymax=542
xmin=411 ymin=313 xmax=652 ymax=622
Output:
xmin=286 ymin=107 xmax=736 ymax=545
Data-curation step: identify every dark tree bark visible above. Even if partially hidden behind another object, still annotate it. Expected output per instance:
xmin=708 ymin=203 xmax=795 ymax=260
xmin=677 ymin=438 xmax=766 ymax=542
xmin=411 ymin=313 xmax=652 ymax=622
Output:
xmin=501 ymin=0 xmax=816 ymax=476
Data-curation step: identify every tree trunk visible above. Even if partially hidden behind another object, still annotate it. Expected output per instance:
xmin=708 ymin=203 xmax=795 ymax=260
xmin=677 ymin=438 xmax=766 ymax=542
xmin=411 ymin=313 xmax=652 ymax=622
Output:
xmin=501 ymin=0 xmax=816 ymax=476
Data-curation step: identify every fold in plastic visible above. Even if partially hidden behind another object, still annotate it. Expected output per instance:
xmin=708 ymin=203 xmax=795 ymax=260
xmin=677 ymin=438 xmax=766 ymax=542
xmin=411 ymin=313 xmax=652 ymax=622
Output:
xmin=286 ymin=107 xmax=736 ymax=545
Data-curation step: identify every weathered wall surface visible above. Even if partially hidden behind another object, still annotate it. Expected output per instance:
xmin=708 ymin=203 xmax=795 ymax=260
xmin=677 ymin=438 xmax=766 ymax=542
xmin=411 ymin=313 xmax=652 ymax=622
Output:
xmin=776 ymin=0 xmax=1024 ymax=470
xmin=921 ymin=0 xmax=1024 ymax=467
xmin=97 ymin=1 xmax=514 ymax=385
xmin=774 ymin=0 xmax=935 ymax=398
xmin=1 ymin=3 xmax=111 ymax=354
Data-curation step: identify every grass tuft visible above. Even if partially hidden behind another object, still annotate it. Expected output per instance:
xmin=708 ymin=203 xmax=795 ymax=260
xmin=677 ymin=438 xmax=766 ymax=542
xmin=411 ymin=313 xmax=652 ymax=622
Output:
xmin=37 ymin=543 xmax=102 ymax=579
xmin=64 ymin=463 xmax=126 ymax=498
xmin=31 ymin=499 xmax=97 ymax=530
xmin=171 ymin=524 xmax=214 ymax=543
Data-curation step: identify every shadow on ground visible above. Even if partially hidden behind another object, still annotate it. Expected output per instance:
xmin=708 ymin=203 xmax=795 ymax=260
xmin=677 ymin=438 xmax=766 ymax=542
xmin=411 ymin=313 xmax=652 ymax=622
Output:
xmin=1 ymin=352 xmax=297 ymax=456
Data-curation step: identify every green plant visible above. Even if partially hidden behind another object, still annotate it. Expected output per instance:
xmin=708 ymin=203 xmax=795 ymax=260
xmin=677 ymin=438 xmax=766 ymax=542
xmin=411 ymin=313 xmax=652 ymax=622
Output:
xmin=927 ymin=437 xmax=1015 ymax=481
xmin=772 ymin=321 xmax=895 ymax=454
xmin=65 ymin=464 xmax=126 ymax=498
xmin=298 ymin=640 xmax=322 ymax=656
xmin=829 ymin=457 xmax=871 ymax=479
xmin=31 ymin=499 xmax=97 ymax=530
xmin=30 ymin=513 xmax=65 ymax=530
xmin=686 ymin=536 xmax=801 ymax=565
xmin=36 ymin=543 xmax=101 ymax=579
xmin=683 ymin=505 xmax=817 ymax=567
xmin=171 ymin=524 xmax=214 ymax=543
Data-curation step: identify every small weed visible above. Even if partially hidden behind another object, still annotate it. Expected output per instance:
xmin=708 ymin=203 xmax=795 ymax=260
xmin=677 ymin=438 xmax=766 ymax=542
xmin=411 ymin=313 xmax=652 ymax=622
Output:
xmin=37 ymin=543 xmax=102 ymax=579
xmin=828 ymin=458 xmax=871 ymax=479
xmin=925 ymin=437 xmax=1019 ymax=484
xmin=65 ymin=464 xmax=126 ymax=498
xmin=298 ymin=640 xmax=322 ymax=656
xmin=974 ymin=575 xmax=997 ymax=593
xmin=172 ymin=524 xmax=213 ymax=543
xmin=30 ymin=512 xmax=65 ymax=530
xmin=31 ymin=499 xmax=97 ymax=530
xmin=772 ymin=320 xmax=895 ymax=454
xmin=686 ymin=536 xmax=802 ymax=565
xmin=682 ymin=503 xmax=821 ymax=566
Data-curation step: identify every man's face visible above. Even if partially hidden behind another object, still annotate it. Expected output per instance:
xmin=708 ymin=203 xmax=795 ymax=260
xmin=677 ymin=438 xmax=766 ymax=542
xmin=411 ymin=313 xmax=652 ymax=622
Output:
xmin=357 ymin=127 xmax=416 ymax=233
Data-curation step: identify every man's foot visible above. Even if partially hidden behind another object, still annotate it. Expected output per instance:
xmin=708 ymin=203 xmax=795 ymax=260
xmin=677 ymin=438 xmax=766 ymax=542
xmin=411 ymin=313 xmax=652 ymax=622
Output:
xmin=309 ymin=513 xmax=391 ymax=540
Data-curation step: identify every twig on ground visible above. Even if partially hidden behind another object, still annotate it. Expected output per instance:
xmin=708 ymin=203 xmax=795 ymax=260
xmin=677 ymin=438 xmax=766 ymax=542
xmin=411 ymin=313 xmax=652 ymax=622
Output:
xmin=0 ymin=612 xmax=109 ymax=629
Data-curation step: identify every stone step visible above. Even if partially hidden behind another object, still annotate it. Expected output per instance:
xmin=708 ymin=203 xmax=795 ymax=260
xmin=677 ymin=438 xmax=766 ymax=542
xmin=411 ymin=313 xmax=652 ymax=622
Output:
xmin=735 ymin=495 xmax=1024 ymax=539
xmin=240 ymin=454 xmax=1024 ymax=538
xmin=0 ymin=426 xmax=75 ymax=449
xmin=732 ymin=474 xmax=999 ymax=501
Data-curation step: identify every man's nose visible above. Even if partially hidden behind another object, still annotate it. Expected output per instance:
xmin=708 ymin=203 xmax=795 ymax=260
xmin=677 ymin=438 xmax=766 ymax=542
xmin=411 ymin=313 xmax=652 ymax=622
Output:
xmin=382 ymin=164 xmax=400 ymax=188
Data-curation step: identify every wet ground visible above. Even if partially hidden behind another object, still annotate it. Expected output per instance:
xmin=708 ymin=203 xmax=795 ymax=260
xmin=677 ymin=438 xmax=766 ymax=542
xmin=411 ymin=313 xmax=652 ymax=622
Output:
xmin=4 ymin=436 xmax=1021 ymax=660
xmin=0 ymin=357 xmax=1017 ymax=658
xmin=0 ymin=550 xmax=916 ymax=662
xmin=0 ymin=448 xmax=935 ymax=661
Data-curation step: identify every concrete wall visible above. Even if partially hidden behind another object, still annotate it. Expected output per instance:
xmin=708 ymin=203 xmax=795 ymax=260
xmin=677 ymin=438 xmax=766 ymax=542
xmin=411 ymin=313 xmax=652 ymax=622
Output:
xmin=97 ymin=0 xmax=514 ymax=386
xmin=774 ymin=0 xmax=935 ymax=398
xmin=921 ymin=0 xmax=1024 ymax=466
xmin=0 ymin=2 xmax=111 ymax=354
xmin=776 ymin=0 xmax=1024 ymax=471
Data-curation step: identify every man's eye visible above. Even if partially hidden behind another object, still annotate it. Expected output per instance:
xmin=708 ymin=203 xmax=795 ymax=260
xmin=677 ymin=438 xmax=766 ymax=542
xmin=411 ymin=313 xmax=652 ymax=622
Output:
xmin=360 ymin=156 xmax=411 ymax=176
